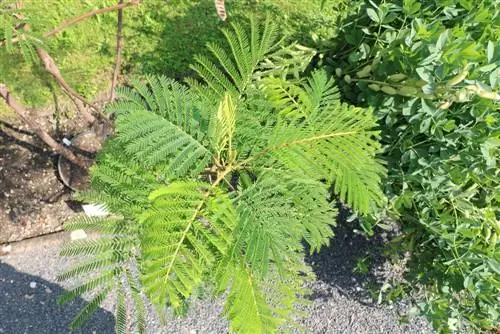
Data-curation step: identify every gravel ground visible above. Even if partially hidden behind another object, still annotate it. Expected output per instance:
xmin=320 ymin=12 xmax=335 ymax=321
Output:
xmin=0 ymin=228 xmax=434 ymax=334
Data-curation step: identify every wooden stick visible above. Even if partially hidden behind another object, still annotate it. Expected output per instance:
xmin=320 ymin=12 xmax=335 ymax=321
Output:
xmin=0 ymin=84 xmax=86 ymax=167
xmin=109 ymin=0 xmax=124 ymax=101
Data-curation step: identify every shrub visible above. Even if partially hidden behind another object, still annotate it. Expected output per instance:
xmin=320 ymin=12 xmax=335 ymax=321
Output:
xmin=326 ymin=0 xmax=499 ymax=331
xmin=57 ymin=17 xmax=385 ymax=333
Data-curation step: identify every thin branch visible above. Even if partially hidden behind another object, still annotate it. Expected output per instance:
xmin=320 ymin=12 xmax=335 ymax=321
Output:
xmin=35 ymin=47 xmax=97 ymax=124
xmin=109 ymin=0 xmax=124 ymax=101
xmin=0 ymin=83 xmax=86 ymax=167
xmin=0 ymin=0 xmax=140 ymax=48
xmin=44 ymin=0 xmax=140 ymax=38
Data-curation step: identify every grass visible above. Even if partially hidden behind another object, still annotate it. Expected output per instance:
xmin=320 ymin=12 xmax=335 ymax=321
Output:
xmin=123 ymin=0 xmax=343 ymax=76
xmin=1 ymin=0 xmax=347 ymax=113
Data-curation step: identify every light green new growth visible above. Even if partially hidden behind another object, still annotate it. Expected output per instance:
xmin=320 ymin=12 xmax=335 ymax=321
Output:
xmin=58 ymin=16 xmax=385 ymax=334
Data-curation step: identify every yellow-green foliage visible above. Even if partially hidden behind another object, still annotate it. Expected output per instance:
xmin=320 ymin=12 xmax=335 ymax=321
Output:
xmin=58 ymin=18 xmax=384 ymax=333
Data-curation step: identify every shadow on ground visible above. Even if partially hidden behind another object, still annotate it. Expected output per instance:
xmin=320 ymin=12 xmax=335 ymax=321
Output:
xmin=306 ymin=206 xmax=387 ymax=304
xmin=126 ymin=0 xmax=341 ymax=78
xmin=0 ymin=121 xmax=80 ymax=243
xmin=0 ymin=262 xmax=114 ymax=334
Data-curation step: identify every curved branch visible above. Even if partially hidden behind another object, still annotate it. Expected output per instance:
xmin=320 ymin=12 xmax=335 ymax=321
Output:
xmin=0 ymin=1 xmax=141 ymax=48
xmin=0 ymin=83 xmax=86 ymax=167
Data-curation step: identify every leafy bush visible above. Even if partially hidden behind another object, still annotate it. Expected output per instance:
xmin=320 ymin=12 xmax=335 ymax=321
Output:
xmin=325 ymin=0 xmax=499 ymax=331
xmin=57 ymin=18 xmax=385 ymax=333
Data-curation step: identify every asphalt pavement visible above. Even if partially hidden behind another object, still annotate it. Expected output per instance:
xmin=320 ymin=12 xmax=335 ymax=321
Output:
xmin=0 ymin=228 xmax=433 ymax=334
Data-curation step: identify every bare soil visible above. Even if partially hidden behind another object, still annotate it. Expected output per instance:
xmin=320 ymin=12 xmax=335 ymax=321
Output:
xmin=58 ymin=131 xmax=103 ymax=190
xmin=0 ymin=101 xmax=94 ymax=244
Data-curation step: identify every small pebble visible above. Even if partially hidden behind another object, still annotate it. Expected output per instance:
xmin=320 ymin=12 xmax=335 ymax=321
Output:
xmin=45 ymin=288 xmax=52 ymax=294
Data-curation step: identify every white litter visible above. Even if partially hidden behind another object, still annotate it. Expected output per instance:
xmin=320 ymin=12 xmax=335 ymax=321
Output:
xmin=82 ymin=204 xmax=109 ymax=217
xmin=29 ymin=281 xmax=37 ymax=289
xmin=1 ymin=244 xmax=12 ymax=254
xmin=70 ymin=229 xmax=87 ymax=240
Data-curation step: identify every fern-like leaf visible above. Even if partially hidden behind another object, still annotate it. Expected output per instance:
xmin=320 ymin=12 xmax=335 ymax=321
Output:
xmin=139 ymin=181 xmax=236 ymax=314
xmin=69 ymin=285 xmax=113 ymax=330
xmin=224 ymin=261 xmax=311 ymax=334
xmin=57 ymin=271 xmax=115 ymax=305
xmin=189 ymin=15 xmax=313 ymax=100
xmin=59 ymin=17 xmax=384 ymax=334
xmin=258 ymin=70 xmax=386 ymax=214
xmin=225 ymin=263 xmax=276 ymax=333
xmin=115 ymin=285 xmax=127 ymax=334
xmin=127 ymin=269 xmax=147 ymax=334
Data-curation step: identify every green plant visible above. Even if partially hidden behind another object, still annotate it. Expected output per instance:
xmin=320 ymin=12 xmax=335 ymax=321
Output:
xmin=57 ymin=17 xmax=385 ymax=333
xmin=327 ymin=0 xmax=499 ymax=332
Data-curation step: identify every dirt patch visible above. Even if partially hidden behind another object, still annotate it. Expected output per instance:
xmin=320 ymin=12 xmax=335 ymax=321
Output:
xmin=0 ymin=102 xmax=93 ymax=244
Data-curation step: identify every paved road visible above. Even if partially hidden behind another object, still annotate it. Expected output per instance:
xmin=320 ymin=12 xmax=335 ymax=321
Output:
xmin=0 ymin=229 xmax=433 ymax=334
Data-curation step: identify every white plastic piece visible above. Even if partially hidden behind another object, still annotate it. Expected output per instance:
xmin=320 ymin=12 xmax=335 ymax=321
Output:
xmin=82 ymin=204 xmax=109 ymax=217
xmin=29 ymin=282 xmax=37 ymax=289
xmin=1 ymin=244 xmax=12 ymax=254
xmin=62 ymin=138 xmax=72 ymax=146
xmin=70 ymin=229 xmax=87 ymax=240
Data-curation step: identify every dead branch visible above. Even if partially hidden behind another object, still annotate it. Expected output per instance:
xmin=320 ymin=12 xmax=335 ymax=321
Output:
xmin=109 ymin=0 xmax=124 ymax=101
xmin=0 ymin=83 xmax=87 ymax=168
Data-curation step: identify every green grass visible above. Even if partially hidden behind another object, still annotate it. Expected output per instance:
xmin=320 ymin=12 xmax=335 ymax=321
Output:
xmin=123 ymin=0 xmax=343 ymax=77
xmin=1 ymin=0 xmax=346 ymax=110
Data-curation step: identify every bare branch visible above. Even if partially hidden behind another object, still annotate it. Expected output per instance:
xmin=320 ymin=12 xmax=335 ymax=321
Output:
xmin=0 ymin=0 xmax=140 ymax=47
xmin=35 ymin=47 xmax=97 ymax=124
xmin=44 ymin=0 xmax=140 ymax=38
xmin=0 ymin=83 xmax=86 ymax=168
xmin=110 ymin=0 xmax=124 ymax=101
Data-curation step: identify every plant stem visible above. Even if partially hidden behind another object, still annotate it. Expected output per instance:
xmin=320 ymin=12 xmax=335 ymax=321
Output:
xmin=0 ymin=84 xmax=86 ymax=168
xmin=44 ymin=0 xmax=140 ymax=38
xmin=109 ymin=0 xmax=124 ymax=102
xmin=163 ymin=166 xmax=233 ymax=282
